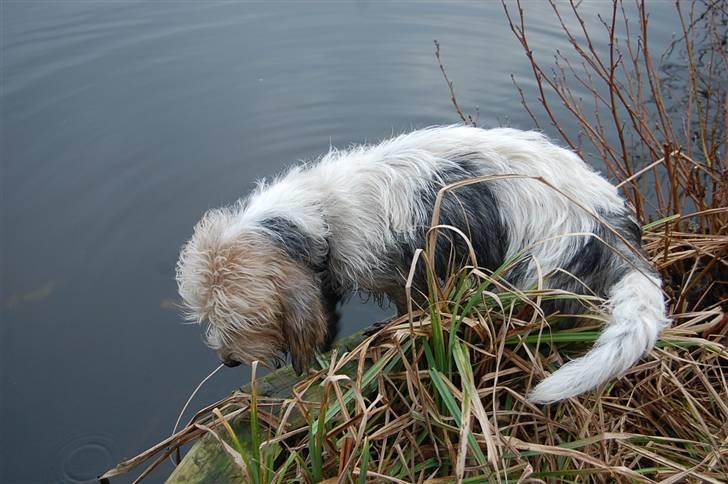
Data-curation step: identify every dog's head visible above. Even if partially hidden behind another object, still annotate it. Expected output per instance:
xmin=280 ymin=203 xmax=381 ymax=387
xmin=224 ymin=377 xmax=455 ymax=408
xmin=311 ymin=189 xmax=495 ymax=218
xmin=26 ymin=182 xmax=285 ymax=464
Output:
xmin=176 ymin=208 xmax=327 ymax=373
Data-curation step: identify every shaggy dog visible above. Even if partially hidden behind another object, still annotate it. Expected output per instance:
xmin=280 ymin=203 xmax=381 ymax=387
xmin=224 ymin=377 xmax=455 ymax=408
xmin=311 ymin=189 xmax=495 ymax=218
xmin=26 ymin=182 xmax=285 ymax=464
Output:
xmin=176 ymin=126 xmax=669 ymax=403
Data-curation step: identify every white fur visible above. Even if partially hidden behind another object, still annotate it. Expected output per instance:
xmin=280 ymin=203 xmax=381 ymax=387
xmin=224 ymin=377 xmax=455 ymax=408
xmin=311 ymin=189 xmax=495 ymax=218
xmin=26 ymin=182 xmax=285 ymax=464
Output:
xmin=529 ymin=271 xmax=669 ymax=403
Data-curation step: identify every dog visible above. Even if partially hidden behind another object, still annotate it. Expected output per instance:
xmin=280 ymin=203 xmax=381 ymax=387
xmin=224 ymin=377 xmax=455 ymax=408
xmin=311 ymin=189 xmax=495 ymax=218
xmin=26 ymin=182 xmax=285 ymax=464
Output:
xmin=176 ymin=126 xmax=669 ymax=403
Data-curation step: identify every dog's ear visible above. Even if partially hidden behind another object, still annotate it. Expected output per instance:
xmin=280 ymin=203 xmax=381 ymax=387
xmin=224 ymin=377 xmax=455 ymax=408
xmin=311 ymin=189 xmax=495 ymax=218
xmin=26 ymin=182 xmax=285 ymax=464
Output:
xmin=279 ymin=263 xmax=328 ymax=375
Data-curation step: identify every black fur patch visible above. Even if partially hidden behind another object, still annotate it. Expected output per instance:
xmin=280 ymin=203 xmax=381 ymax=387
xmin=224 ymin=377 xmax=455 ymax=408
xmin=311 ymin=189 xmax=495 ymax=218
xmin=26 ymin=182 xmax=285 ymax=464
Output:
xmin=391 ymin=157 xmax=508 ymax=301
xmin=260 ymin=217 xmax=328 ymax=272
xmin=571 ymin=207 xmax=645 ymax=289
xmin=545 ymin=206 xmax=651 ymax=316
xmin=321 ymin=283 xmax=341 ymax=350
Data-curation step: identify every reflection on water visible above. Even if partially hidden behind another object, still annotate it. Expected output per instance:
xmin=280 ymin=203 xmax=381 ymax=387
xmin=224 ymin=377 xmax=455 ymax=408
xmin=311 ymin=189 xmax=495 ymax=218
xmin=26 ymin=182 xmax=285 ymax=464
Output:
xmin=1 ymin=1 xmax=678 ymax=482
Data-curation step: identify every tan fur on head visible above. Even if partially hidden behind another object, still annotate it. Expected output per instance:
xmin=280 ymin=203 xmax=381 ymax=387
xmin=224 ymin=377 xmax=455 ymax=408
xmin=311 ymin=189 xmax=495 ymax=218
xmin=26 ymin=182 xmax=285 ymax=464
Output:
xmin=176 ymin=208 xmax=328 ymax=373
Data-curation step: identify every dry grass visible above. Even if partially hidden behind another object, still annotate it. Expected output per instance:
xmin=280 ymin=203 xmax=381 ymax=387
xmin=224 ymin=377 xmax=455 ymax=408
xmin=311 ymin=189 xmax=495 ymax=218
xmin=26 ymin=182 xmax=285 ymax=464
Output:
xmin=103 ymin=245 xmax=726 ymax=483
xmin=203 ymin=267 xmax=725 ymax=482
xmin=101 ymin=1 xmax=726 ymax=482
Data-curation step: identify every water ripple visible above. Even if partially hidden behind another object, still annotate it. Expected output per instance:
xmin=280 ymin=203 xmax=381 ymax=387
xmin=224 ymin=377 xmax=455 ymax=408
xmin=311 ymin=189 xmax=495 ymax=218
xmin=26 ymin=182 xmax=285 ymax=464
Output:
xmin=55 ymin=434 xmax=114 ymax=483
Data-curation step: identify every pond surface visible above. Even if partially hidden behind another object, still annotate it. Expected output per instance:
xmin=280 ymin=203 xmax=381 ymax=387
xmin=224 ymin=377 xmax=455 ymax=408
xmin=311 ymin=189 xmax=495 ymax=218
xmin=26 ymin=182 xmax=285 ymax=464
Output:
xmin=1 ymin=2 xmax=679 ymax=482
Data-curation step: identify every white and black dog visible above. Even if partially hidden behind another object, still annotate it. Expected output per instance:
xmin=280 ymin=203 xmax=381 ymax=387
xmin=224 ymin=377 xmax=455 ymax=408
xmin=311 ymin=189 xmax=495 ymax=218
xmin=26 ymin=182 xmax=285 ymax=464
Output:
xmin=176 ymin=126 xmax=669 ymax=403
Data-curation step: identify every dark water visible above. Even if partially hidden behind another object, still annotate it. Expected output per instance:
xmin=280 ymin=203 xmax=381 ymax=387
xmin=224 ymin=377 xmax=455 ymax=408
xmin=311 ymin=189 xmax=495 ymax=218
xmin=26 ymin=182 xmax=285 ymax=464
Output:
xmin=1 ymin=2 xmax=679 ymax=483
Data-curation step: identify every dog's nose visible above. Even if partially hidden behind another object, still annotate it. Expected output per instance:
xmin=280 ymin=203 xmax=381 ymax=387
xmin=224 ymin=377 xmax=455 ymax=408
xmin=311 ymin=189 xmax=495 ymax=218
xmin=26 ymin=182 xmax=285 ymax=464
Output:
xmin=222 ymin=359 xmax=242 ymax=368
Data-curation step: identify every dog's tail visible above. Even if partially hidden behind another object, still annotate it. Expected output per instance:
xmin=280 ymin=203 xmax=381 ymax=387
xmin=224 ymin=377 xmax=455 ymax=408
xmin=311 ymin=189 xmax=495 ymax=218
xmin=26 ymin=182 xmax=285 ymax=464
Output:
xmin=528 ymin=269 xmax=669 ymax=404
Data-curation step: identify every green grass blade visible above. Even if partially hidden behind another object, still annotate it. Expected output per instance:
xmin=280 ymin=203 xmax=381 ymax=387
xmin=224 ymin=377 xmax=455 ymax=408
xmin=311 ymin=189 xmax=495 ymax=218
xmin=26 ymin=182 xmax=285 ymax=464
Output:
xmin=358 ymin=436 xmax=370 ymax=484
xmin=429 ymin=368 xmax=488 ymax=467
xmin=272 ymin=450 xmax=297 ymax=484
